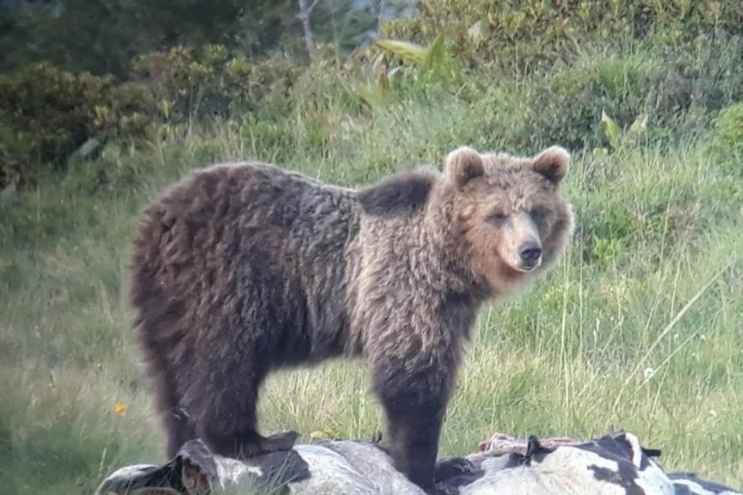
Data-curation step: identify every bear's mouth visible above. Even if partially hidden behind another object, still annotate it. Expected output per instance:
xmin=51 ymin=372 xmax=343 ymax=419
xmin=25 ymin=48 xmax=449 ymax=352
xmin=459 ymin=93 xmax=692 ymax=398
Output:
xmin=516 ymin=257 xmax=542 ymax=273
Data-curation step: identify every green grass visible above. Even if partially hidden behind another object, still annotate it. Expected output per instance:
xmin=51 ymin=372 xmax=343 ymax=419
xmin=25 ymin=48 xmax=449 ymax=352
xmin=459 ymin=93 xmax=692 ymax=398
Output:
xmin=1 ymin=49 xmax=742 ymax=494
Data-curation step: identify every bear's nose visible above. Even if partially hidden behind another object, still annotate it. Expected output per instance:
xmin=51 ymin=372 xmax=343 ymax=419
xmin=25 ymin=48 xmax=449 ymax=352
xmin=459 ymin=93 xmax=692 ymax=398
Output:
xmin=519 ymin=243 xmax=543 ymax=267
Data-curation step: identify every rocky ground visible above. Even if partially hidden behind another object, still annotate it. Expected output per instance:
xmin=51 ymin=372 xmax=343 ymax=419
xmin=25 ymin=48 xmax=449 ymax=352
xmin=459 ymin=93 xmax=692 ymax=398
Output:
xmin=96 ymin=431 xmax=742 ymax=495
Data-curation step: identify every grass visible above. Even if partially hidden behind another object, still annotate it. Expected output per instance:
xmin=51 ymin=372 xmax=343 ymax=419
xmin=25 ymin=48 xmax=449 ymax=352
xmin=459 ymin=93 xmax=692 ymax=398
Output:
xmin=1 ymin=42 xmax=742 ymax=495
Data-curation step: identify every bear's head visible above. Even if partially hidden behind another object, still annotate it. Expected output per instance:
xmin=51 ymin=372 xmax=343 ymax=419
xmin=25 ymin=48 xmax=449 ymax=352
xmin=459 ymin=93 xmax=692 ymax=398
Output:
xmin=440 ymin=145 xmax=574 ymax=295
xmin=357 ymin=145 xmax=574 ymax=298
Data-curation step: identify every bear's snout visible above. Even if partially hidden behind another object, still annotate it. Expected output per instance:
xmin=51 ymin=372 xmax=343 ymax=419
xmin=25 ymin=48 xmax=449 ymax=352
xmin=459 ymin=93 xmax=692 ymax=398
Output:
xmin=519 ymin=242 xmax=543 ymax=271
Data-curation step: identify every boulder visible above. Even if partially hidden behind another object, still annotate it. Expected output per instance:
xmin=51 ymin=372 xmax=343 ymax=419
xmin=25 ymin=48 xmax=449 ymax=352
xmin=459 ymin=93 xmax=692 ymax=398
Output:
xmin=96 ymin=432 xmax=742 ymax=495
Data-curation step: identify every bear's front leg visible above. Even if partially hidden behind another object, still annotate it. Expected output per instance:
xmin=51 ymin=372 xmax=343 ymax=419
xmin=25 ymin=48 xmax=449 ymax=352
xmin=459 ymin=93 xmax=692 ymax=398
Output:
xmin=372 ymin=360 xmax=451 ymax=493
xmin=383 ymin=400 xmax=446 ymax=492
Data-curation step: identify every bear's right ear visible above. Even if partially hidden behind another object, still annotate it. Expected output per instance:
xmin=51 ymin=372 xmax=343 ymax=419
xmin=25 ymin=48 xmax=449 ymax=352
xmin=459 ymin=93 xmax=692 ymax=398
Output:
xmin=445 ymin=146 xmax=485 ymax=188
xmin=531 ymin=146 xmax=570 ymax=185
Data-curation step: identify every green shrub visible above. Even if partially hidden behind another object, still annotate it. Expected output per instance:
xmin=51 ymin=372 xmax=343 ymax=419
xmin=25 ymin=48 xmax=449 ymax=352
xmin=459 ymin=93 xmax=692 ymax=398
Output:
xmin=649 ymin=31 xmax=743 ymax=135
xmin=0 ymin=123 xmax=34 ymax=189
xmin=95 ymin=82 xmax=158 ymax=141
xmin=712 ymin=103 xmax=743 ymax=152
xmin=373 ymin=3 xmax=742 ymax=152
xmin=0 ymin=64 xmax=111 ymax=171
xmin=384 ymin=0 xmax=612 ymax=73
xmin=0 ymin=46 xmax=304 ymax=189
xmin=131 ymin=45 xmax=300 ymax=122
xmin=529 ymin=50 xmax=656 ymax=149
xmin=709 ymin=102 xmax=743 ymax=174
xmin=470 ymin=31 xmax=743 ymax=152
xmin=382 ymin=0 xmax=743 ymax=72
xmin=0 ymin=63 xmax=155 ymax=188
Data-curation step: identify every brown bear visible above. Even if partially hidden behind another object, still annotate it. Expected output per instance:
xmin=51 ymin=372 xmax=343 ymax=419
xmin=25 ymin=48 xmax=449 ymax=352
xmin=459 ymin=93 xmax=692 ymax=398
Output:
xmin=130 ymin=145 xmax=574 ymax=493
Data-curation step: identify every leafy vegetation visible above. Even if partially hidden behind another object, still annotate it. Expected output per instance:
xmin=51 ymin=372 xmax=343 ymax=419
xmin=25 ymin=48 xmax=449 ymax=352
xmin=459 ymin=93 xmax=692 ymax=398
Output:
xmin=711 ymin=101 xmax=743 ymax=168
xmin=0 ymin=63 xmax=157 ymax=187
xmin=383 ymin=0 xmax=743 ymax=71
xmin=1 ymin=1 xmax=742 ymax=494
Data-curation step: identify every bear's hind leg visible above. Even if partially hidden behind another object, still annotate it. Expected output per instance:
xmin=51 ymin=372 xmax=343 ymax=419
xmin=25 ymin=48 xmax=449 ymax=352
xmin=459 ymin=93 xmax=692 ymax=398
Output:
xmin=164 ymin=407 xmax=197 ymax=458
xmin=196 ymin=361 xmax=298 ymax=459
xmin=147 ymin=354 xmax=197 ymax=458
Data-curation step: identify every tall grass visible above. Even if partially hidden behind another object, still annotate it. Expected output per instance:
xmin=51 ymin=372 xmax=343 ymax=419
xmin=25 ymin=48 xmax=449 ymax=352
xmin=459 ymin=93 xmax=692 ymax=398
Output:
xmin=1 ymin=43 xmax=742 ymax=495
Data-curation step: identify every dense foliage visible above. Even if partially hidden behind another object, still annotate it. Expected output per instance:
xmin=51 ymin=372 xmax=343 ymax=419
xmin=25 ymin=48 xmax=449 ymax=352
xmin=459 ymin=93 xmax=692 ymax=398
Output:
xmin=2 ymin=0 xmax=743 ymax=189
xmin=0 ymin=0 xmax=406 ymax=75
xmin=383 ymin=0 xmax=743 ymax=71
xmin=0 ymin=63 xmax=156 ymax=187
xmin=0 ymin=0 xmax=288 ymax=75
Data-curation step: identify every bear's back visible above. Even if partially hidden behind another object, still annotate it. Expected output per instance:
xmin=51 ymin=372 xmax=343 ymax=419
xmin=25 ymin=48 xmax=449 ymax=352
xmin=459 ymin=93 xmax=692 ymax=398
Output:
xmin=135 ymin=161 xmax=356 ymax=274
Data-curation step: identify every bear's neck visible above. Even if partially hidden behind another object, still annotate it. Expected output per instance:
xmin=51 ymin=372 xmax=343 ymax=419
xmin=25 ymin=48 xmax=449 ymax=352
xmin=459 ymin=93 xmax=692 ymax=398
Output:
xmin=356 ymin=211 xmax=484 ymax=330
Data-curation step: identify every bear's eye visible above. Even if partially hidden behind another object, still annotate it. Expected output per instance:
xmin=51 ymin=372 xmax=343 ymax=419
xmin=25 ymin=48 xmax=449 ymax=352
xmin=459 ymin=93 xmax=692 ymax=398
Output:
xmin=530 ymin=206 xmax=549 ymax=226
xmin=486 ymin=211 xmax=509 ymax=224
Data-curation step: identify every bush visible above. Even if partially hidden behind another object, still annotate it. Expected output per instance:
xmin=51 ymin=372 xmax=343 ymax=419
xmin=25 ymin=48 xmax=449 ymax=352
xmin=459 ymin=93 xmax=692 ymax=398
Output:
xmin=131 ymin=45 xmax=300 ymax=122
xmin=373 ymin=3 xmax=743 ymax=152
xmin=650 ymin=31 xmax=743 ymax=134
xmin=527 ymin=50 xmax=656 ymax=150
xmin=710 ymin=102 xmax=743 ymax=174
xmin=382 ymin=0 xmax=743 ymax=73
xmin=469 ymin=30 xmax=743 ymax=152
xmin=0 ymin=63 xmax=155 ymax=188
xmin=0 ymin=46 xmax=304 ymax=189
xmin=0 ymin=64 xmax=110 ymax=168
xmin=713 ymin=103 xmax=743 ymax=152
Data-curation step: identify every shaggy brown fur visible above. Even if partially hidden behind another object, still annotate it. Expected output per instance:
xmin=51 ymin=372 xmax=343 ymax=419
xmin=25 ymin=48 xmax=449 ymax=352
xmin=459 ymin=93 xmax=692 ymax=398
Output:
xmin=130 ymin=145 xmax=574 ymax=493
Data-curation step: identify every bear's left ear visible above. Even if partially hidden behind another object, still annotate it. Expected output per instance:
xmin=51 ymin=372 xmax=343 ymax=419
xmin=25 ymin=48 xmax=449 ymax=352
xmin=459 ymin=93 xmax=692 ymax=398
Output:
xmin=445 ymin=146 xmax=485 ymax=188
xmin=531 ymin=146 xmax=570 ymax=185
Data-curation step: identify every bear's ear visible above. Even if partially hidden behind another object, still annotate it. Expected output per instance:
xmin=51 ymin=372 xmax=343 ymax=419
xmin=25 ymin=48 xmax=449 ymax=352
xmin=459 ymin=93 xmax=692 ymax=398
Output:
xmin=357 ymin=170 xmax=435 ymax=216
xmin=445 ymin=146 xmax=485 ymax=188
xmin=531 ymin=146 xmax=570 ymax=185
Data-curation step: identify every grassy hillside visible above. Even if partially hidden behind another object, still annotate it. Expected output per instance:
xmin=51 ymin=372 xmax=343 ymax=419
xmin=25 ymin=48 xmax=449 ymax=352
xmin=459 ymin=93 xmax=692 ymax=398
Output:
xmin=1 ymin=11 xmax=743 ymax=495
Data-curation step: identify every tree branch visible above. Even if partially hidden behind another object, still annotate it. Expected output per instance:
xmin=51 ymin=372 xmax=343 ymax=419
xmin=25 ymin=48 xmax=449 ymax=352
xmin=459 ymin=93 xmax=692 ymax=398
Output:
xmin=297 ymin=0 xmax=318 ymax=58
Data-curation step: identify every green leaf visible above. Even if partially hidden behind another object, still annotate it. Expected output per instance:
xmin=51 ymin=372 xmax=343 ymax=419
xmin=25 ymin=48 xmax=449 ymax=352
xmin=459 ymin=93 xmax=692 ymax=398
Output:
xmin=375 ymin=39 xmax=429 ymax=66
xmin=600 ymin=110 xmax=622 ymax=150
xmin=593 ymin=147 xmax=609 ymax=158
xmin=627 ymin=113 xmax=648 ymax=138
xmin=424 ymin=33 xmax=447 ymax=71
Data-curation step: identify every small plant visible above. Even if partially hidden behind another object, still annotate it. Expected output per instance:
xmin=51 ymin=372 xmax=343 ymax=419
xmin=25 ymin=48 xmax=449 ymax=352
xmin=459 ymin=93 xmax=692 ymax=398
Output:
xmin=595 ymin=110 xmax=649 ymax=155
xmin=375 ymin=34 xmax=448 ymax=71
xmin=373 ymin=33 xmax=461 ymax=88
